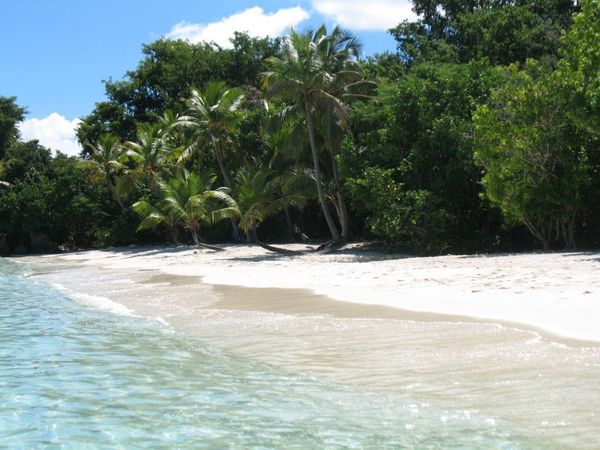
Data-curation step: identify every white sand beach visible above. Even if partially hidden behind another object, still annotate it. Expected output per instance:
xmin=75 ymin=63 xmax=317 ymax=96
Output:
xmin=39 ymin=244 xmax=600 ymax=342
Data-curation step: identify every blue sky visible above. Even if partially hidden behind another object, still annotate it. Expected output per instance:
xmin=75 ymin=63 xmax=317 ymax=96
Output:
xmin=0 ymin=0 xmax=415 ymax=155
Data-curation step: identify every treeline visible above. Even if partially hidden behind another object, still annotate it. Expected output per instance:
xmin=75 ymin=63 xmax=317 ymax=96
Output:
xmin=1 ymin=0 xmax=598 ymax=255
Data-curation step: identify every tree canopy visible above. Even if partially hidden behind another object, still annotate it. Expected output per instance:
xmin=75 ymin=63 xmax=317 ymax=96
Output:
xmin=2 ymin=2 xmax=598 ymax=254
xmin=0 ymin=97 xmax=26 ymax=159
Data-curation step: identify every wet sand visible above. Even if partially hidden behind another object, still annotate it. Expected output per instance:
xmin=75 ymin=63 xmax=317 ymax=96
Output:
xmin=203 ymin=283 xmax=595 ymax=349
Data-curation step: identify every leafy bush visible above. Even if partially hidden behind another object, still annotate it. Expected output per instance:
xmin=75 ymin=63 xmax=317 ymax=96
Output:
xmin=345 ymin=167 xmax=453 ymax=254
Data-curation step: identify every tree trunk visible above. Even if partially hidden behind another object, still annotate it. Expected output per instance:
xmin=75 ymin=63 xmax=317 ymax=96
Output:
xmin=336 ymin=191 xmax=350 ymax=240
xmin=283 ymin=206 xmax=295 ymax=241
xmin=230 ymin=217 xmax=242 ymax=242
xmin=523 ymin=218 xmax=549 ymax=251
xmin=562 ymin=219 xmax=577 ymax=250
xmin=251 ymin=226 xmax=302 ymax=256
xmin=315 ymin=239 xmax=346 ymax=253
xmin=568 ymin=220 xmax=576 ymax=250
xmin=106 ymin=177 xmax=126 ymax=212
xmin=215 ymin=142 xmax=241 ymax=241
xmin=214 ymin=142 xmax=232 ymax=189
xmin=168 ymin=226 xmax=181 ymax=245
xmin=191 ymin=228 xmax=226 ymax=252
xmin=329 ymin=147 xmax=350 ymax=240
xmin=248 ymin=224 xmax=257 ymax=243
xmin=304 ymin=99 xmax=341 ymax=242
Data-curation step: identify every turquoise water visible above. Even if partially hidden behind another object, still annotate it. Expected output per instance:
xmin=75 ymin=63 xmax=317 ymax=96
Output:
xmin=0 ymin=259 xmax=577 ymax=448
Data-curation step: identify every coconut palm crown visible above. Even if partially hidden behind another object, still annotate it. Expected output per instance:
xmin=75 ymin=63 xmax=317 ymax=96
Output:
xmin=124 ymin=122 xmax=176 ymax=191
xmin=146 ymin=169 xmax=239 ymax=251
xmin=176 ymin=81 xmax=244 ymax=189
xmin=235 ymin=167 xmax=307 ymax=255
xmin=79 ymin=134 xmax=128 ymax=211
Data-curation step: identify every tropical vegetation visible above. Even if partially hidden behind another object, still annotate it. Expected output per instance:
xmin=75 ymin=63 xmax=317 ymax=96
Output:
xmin=1 ymin=0 xmax=598 ymax=256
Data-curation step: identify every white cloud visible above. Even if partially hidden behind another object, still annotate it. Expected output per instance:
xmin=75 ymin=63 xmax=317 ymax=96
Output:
xmin=312 ymin=0 xmax=418 ymax=30
xmin=166 ymin=6 xmax=310 ymax=48
xmin=18 ymin=113 xmax=82 ymax=157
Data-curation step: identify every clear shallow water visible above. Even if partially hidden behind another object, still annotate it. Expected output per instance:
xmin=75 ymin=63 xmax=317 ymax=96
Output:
xmin=1 ymin=259 xmax=598 ymax=448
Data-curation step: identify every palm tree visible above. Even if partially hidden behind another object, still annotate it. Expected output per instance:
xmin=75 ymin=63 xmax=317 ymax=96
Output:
xmin=79 ymin=134 xmax=128 ymax=211
xmin=273 ymin=168 xmax=315 ymax=241
xmin=236 ymin=167 xmax=306 ymax=255
xmin=319 ymin=26 xmax=372 ymax=240
xmin=148 ymin=169 xmax=239 ymax=251
xmin=177 ymin=81 xmax=245 ymax=241
xmin=155 ymin=110 xmax=188 ymax=163
xmin=132 ymin=198 xmax=181 ymax=244
xmin=124 ymin=122 xmax=177 ymax=193
xmin=263 ymin=25 xmax=373 ymax=243
xmin=177 ymin=81 xmax=244 ymax=189
xmin=155 ymin=109 xmax=179 ymax=134
xmin=265 ymin=130 xmax=317 ymax=240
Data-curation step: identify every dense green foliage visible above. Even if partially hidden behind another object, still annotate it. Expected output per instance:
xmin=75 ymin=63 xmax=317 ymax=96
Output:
xmin=77 ymin=34 xmax=281 ymax=145
xmin=474 ymin=63 xmax=587 ymax=250
xmin=2 ymin=0 xmax=599 ymax=255
xmin=474 ymin=0 xmax=600 ymax=250
xmin=343 ymin=61 xmax=505 ymax=252
xmin=391 ymin=0 xmax=576 ymax=65
xmin=558 ymin=0 xmax=600 ymax=135
xmin=0 ymin=97 xmax=26 ymax=159
xmin=0 ymin=140 xmax=119 ymax=253
xmin=133 ymin=169 xmax=238 ymax=250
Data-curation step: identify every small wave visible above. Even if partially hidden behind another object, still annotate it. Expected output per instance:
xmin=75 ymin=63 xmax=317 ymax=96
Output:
xmin=50 ymin=282 xmax=133 ymax=317
xmin=70 ymin=292 xmax=134 ymax=316
xmin=152 ymin=316 xmax=170 ymax=326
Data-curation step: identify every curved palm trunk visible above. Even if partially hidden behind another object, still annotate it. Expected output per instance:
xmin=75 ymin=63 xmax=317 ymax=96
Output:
xmin=190 ymin=228 xmax=226 ymax=252
xmin=250 ymin=226 xmax=302 ymax=256
xmin=329 ymin=149 xmax=350 ymax=240
xmin=214 ymin=143 xmax=233 ymax=189
xmin=106 ymin=176 xmax=126 ymax=212
xmin=283 ymin=206 xmax=295 ymax=241
xmin=304 ymin=99 xmax=341 ymax=242
xmin=215 ymin=142 xmax=241 ymax=241
xmin=316 ymin=239 xmax=346 ymax=253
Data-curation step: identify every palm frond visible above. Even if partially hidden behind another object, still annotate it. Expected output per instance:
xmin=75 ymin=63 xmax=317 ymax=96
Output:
xmin=312 ymin=90 xmax=349 ymax=122
xmin=206 ymin=206 xmax=240 ymax=225
xmin=265 ymin=78 xmax=304 ymax=100
xmin=136 ymin=213 xmax=165 ymax=232
xmin=76 ymin=159 xmax=97 ymax=171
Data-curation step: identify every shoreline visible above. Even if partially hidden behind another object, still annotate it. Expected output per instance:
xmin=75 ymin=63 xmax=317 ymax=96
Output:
xmin=210 ymin=283 xmax=600 ymax=348
xmin=11 ymin=243 xmax=600 ymax=343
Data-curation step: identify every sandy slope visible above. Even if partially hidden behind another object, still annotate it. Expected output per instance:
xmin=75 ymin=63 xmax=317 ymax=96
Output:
xmin=43 ymin=243 xmax=600 ymax=342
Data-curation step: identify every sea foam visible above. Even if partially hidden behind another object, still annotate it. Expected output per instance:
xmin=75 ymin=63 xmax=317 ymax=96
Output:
xmin=50 ymin=282 xmax=134 ymax=316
